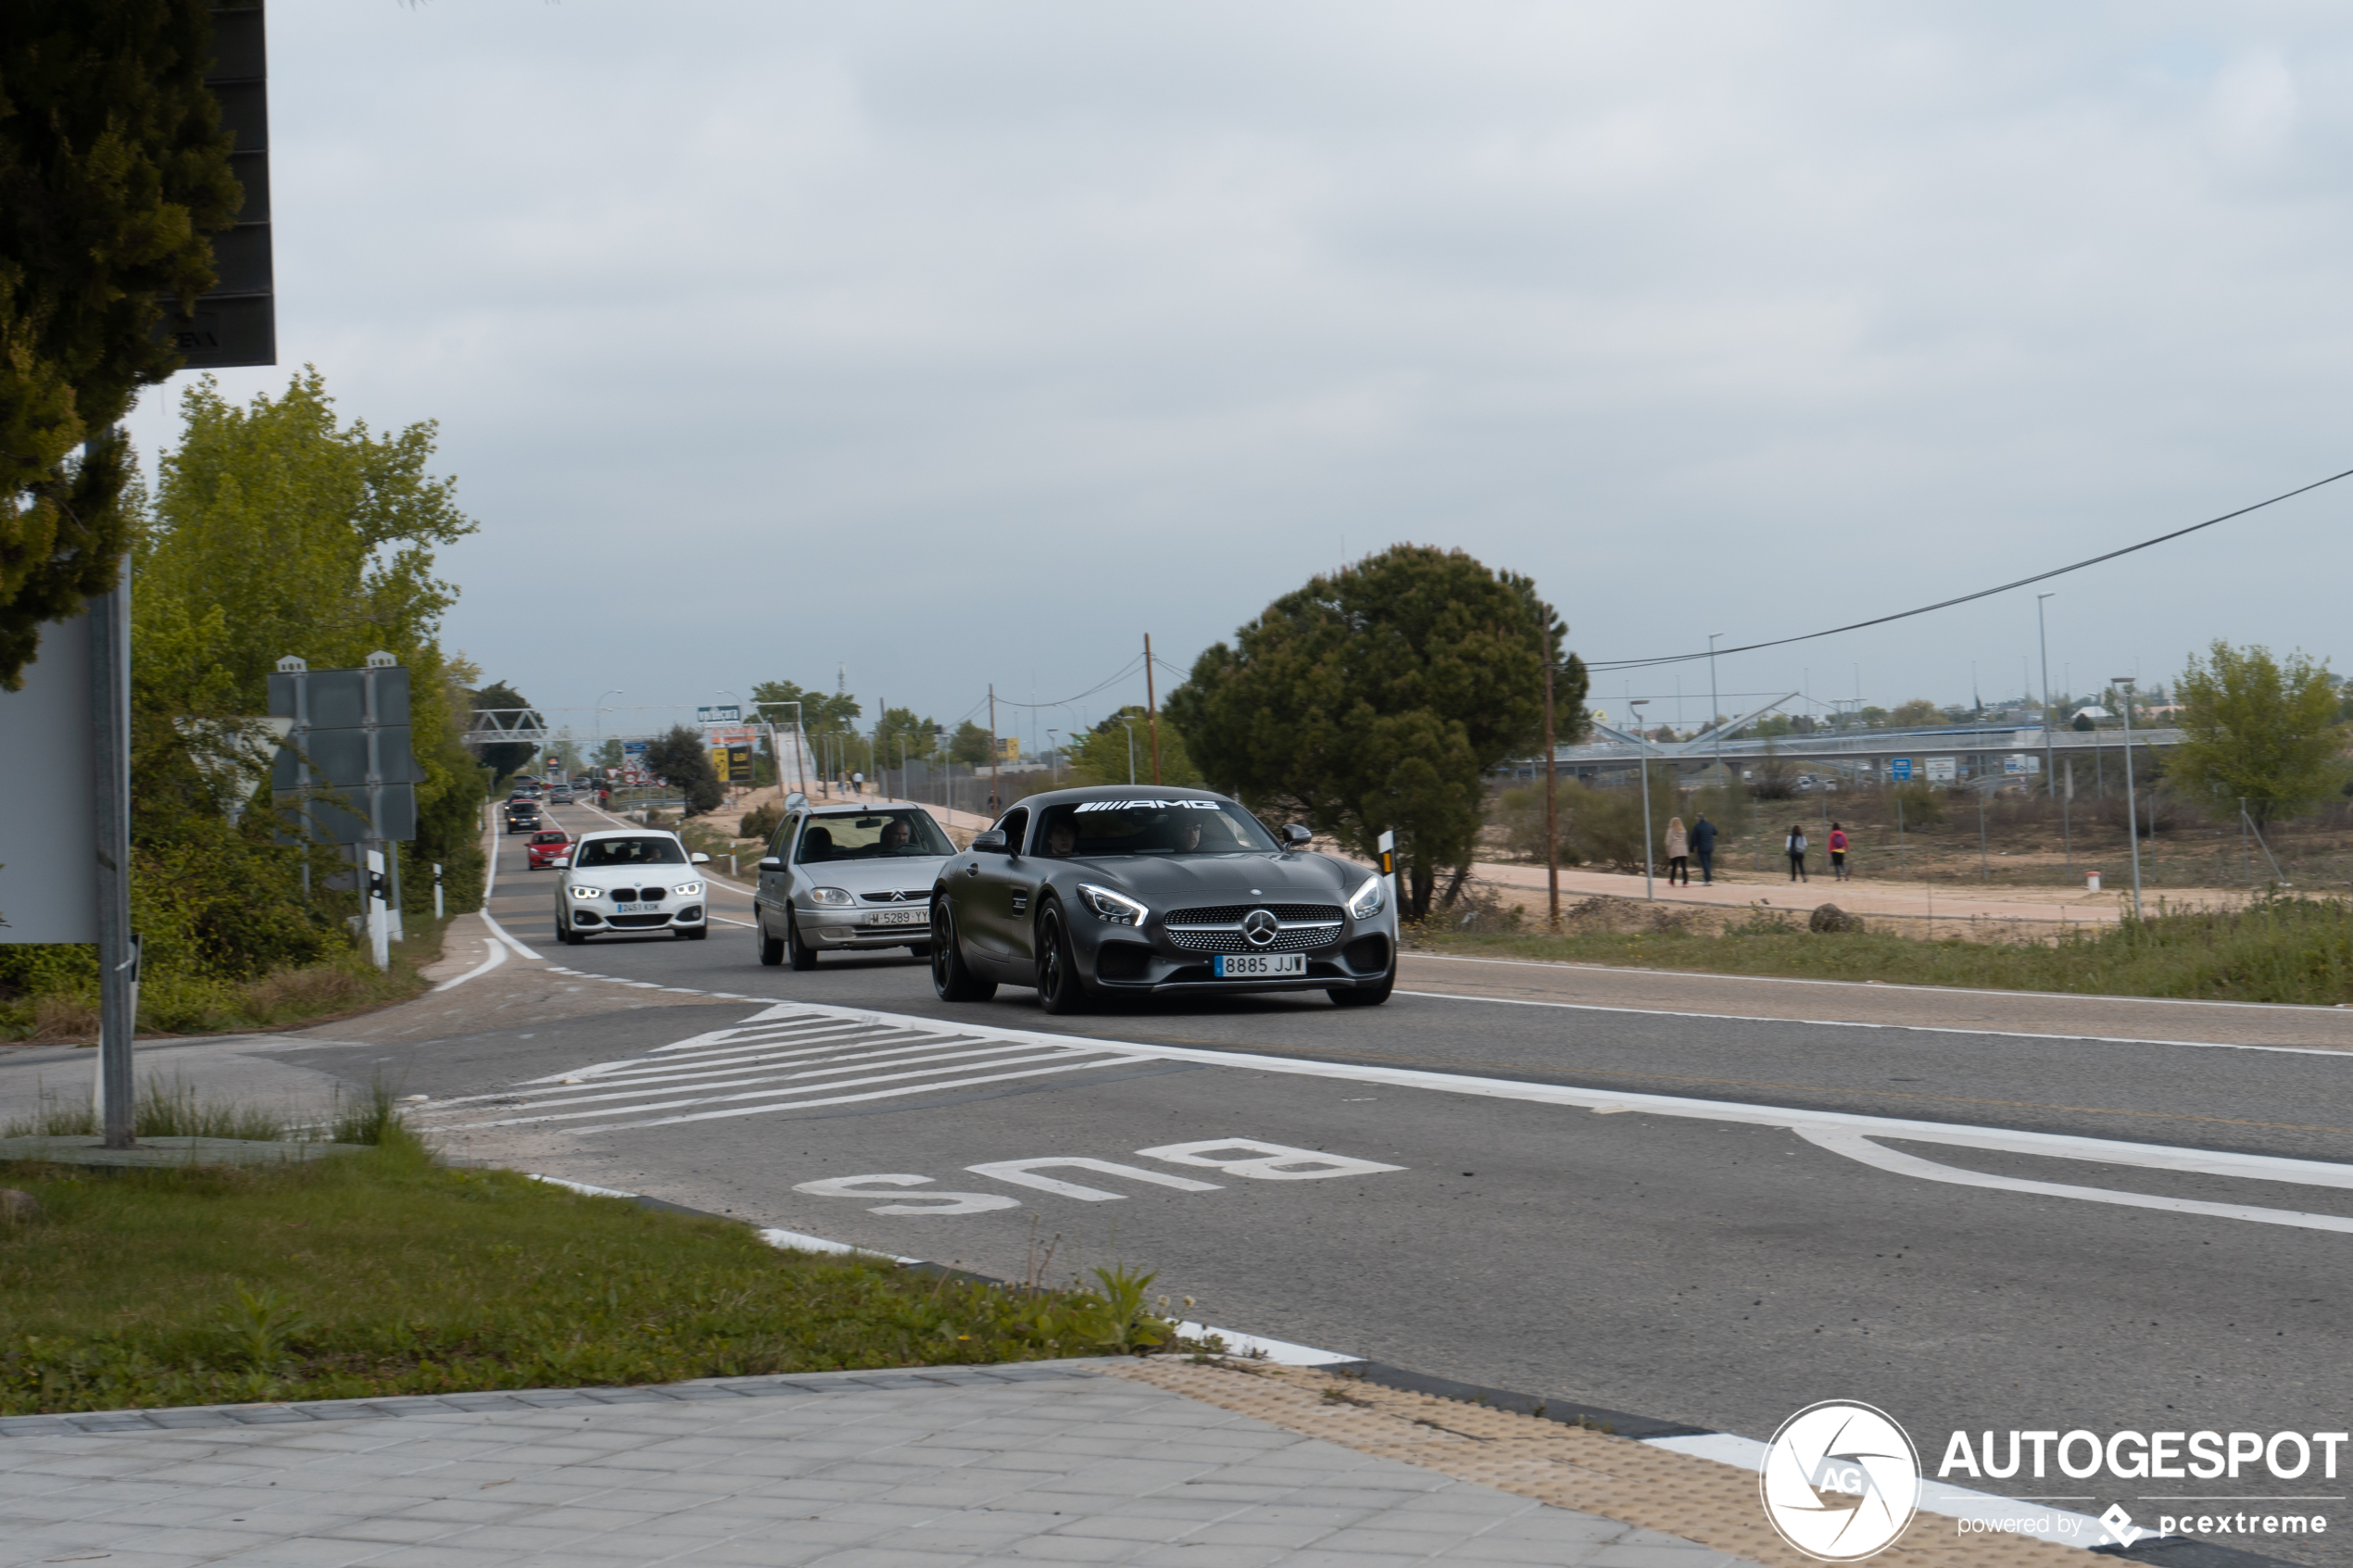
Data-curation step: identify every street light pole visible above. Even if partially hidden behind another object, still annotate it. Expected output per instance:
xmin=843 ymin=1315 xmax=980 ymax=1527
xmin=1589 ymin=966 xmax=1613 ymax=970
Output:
xmin=2115 ymin=676 xmax=2144 ymax=920
xmin=1629 ymin=698 xmax=1655 ymax=901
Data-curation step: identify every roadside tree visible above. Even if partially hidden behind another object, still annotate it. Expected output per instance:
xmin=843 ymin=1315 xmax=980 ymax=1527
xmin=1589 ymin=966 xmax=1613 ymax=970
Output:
xmin=1886 ymin=698 xmax=1946 ymax=728
xmin=2172 ymin=642 xmax=2347 ymax=823
xmin=643 ymin=725 xmax=724 ymax=815
xmin=1165 ymin=544 xmax=1581 ymax=920
xmin=0 ymin=2 xmax=245 ymax=685
xmin=947 ymin=720 xmax=994 ymax=768
xmin=1067 ymin=707 xmax=1202 ymax=787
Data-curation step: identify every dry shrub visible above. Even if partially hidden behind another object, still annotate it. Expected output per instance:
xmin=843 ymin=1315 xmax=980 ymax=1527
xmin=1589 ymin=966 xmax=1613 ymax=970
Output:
xmin=242 ymin=965 xmax=366 ymax=1019
xmin=26 ymin=995 xmax=101 ymax=1043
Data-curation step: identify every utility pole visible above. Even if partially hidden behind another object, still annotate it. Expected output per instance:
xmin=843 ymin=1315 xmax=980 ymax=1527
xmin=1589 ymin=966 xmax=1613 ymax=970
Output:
xmin=988 ymin=684 xmax=1000 ymax=815
xmin=91 ymin=571 xmax=135 ymax=1149
xmin=2036 ymin=593 xmax=2067 ymax=867
xmin=2115 ymin=676 xmax=2144 ymax=919
xmin=1707 ymin=633 xmax=1725 ymax=790
xmin=1543 ymin=660 xmax=1560 ymax=932
xmin=1629 ymin=699 xmax=1655 ymax=901
xmin=1142 ymin=633 xmax=1164 ymax=784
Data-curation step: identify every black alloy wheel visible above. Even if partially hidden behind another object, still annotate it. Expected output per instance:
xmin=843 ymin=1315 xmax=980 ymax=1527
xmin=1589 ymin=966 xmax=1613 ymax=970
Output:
xmin=1035 ymin=907 xmax=1085 ymax=1014
xmin=786 ymin=909 xmax=818 ymax=971
xmin=757 ymin=914 xmax=785 ymax=966
xmin=682 ymin=925 xmax=708 ymax=941
xmin=557 ymin=908 xmax=585 ymax=946
xmin=930 ymin=899 xmax=996 ymax=1002
xmin=1328 ymin=965 xmax=1394 ymax=1007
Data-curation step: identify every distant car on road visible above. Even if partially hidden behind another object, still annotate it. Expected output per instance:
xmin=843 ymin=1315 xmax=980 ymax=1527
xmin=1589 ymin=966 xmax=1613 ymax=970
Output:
xmin=753 ymin=797 xmax=956 ymax=970
xmin=503 ymin=799 xmax=542 ymax=834
xmin=526 ymin=829 xmax=573 ymax=870
xmin=556 ymin=829 xmax=712 ymax=944
xmin=926 ymin=786 xmax=1394 ymax=1014
xmin=547 ymin=786 xmax=574 ymax=805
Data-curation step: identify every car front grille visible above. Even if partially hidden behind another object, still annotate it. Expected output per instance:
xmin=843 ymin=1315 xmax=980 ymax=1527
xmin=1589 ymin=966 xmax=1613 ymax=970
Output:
xmin=1166 ymin=903 xmax=1341 ymax=924
xmin=861 ymin=890 xmax=928 ymax=904
xmin=1166 ymin=926 xmax=1336 ymax=954
xmin=606 ymin=913 xmax=671 ymax=928
xmin=609 ymin=887 xmax=663 ymax=903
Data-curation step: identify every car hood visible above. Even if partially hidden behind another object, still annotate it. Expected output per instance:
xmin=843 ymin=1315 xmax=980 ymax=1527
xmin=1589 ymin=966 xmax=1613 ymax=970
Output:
xmin=1057 ymin=851 xmax=1368 ymax=909
xmin=798 ymin=857 xmax=950 ymax=896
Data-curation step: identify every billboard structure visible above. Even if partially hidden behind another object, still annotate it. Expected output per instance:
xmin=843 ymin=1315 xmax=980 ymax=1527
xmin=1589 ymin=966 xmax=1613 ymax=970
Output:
xmin=269 ymin=655 xmax=422 ymax=968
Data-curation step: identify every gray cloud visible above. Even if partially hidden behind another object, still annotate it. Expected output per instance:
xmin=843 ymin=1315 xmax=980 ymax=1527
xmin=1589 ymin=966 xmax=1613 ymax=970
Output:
xmin=129 ymin=2 xmax=2353 ymax=741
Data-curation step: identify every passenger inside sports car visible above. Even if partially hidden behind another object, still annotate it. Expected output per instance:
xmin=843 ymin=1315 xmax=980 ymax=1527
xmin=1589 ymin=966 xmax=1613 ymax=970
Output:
xmin=1033 ymin=802 xmax=1275 ymax=858
xmin=794 ymin=809 xmax=953 ymax=862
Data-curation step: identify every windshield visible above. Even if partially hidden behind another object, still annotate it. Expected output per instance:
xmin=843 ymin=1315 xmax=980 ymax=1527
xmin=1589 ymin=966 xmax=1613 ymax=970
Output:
xmin=796 ymin=809 xmax=954 ymax=863
xmin=575 ymin=835 xmax=687 ymax=868
xmin=1033 ymin=798 xmax=1278 ymax=858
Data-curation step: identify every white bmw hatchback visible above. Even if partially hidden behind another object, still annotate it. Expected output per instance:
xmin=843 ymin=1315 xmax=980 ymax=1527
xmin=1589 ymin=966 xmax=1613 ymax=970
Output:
xmin=556 ymin=828 xmax=712 ymax=944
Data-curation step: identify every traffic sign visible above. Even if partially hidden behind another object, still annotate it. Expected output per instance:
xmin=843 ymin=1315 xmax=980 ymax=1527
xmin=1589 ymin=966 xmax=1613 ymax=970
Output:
xmin=1889 ymin=758 xmax=1913 ymax=782
xmin=697 ymin=704 xmax=741 ymax=724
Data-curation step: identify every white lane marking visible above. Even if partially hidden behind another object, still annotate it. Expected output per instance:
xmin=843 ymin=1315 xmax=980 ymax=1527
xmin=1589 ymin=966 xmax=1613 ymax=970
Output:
xmin=727 ymin=999 xmax=2353 ymax=1233
xmin=794 ymin=1174 xmax=1024 ymax=1215
xmin=963 ymin=1158 xmax=1223 ymax=1202
xmin=432 ymin=922 xmax=508 ymax=991
xmin=1395 ymin=987 xmax=2353 ymax=1058
xmin=525 ymin=1173 xmax=637 ymax=1199
xmin=1408 ymin=949 xmax=2350 ymax=1017
xmin=1798 ymin=1127 xmax=2353 ymax=1235
xmin=571 ymin=1056 xmax=1143 ymax=1133
xmin=440 ymin=1040 xmax=1126 ymax=1123
xmin=711 ymin=915 xmax=757 ymax=927
xmin=759 ymin=1225 xmax=919 ymax=1261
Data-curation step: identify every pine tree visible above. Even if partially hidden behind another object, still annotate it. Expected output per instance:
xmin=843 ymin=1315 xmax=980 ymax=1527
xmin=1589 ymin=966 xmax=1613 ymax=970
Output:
xmin=0 ymin=0 xmax=243 ymax=686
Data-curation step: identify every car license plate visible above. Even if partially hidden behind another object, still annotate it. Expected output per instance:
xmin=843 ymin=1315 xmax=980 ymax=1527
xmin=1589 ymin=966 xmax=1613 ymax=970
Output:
xmin=1214 ymin=953 xmax=1304 ymax=978
xmin=867 ymin=909 xmax=926 ymax=926
xmin=614 ymin=902 xmax=643 ymax=913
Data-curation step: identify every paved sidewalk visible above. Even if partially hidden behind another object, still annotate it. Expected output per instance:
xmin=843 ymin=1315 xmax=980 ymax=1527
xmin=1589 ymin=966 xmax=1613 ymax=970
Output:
xmin=0 ymin=1361 xmax=1764 ymax=1568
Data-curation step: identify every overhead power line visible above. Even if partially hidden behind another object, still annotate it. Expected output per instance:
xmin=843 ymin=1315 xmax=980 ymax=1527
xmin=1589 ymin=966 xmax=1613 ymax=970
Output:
xmin=1584 ymin=463 xmax=2353 ymax=672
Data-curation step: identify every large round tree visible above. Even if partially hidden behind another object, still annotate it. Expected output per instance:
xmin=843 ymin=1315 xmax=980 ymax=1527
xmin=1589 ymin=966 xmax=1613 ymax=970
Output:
xmin=1166 ymin=544 xmax=1586 ymax=919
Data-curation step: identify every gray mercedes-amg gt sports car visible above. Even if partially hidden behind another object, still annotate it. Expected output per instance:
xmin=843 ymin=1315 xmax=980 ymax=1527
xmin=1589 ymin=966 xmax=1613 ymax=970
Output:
xmin=928 ymin=785 xmax=1396 ymax=1013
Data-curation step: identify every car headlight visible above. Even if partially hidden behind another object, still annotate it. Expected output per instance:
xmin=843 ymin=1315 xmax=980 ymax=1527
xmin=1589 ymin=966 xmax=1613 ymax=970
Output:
xmin=1076 ymin=883 xmax=1147 ymax=926
xmin=1347 ymin=875 xmax=1386 ymax=921
xmin=673 ymin=882 xmax=702 ymax=897
xmin=809 ymin=886 xmax=854 ymax=907
xmin=569 ymin=884 xmax=603 ymax=899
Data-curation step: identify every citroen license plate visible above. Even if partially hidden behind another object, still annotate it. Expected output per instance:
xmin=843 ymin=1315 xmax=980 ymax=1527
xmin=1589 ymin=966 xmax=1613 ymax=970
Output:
xmin=867 ymin=909 xmax=926 ymax=926
xmin=1214 ymin=953 xmax=1304 ymax=978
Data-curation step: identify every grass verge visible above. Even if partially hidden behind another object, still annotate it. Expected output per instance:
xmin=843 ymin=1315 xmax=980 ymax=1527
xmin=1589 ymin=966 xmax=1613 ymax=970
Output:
xmin=0 ymin=915 xmax=452 ymax=1044
xmin=1417 ymin=892 xmax=2353 ymax=1005
xmin=0 ymin=1129 xmax=1177 ymax=1415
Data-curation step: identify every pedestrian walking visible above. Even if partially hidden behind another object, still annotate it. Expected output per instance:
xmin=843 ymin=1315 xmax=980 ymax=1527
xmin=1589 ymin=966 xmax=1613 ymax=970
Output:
xmin=851 ymin=771 xmax=865 ymax=796
xmin=1785 ymin=823 xmax=1808 ymax=882
xmin=1691 ymin=813 xmax=1718 ymax=884
xmin=1663 ymin=815 xmax=1690 ymax=885
xmin=1827 ymin=822 xmax=1849 ymax=881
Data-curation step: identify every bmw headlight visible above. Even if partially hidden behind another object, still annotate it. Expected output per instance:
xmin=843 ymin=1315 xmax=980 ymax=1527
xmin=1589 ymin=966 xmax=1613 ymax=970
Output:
xmin=673 ymin=882 xmax=703 ymax=897
xmin=1347 ymin=875 xmax=1386 ymax=921
xmin=809 ymin=886 xmax=854 ymax=907
xmin=1076 ymin=883 xmax=1147 ymax=926
xmin=569 ymin=884 xmax=603 ymax=899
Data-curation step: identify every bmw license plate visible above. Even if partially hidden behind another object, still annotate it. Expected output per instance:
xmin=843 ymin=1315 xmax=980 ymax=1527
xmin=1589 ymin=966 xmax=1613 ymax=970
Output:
xmin=1214 ymin=953 xmax=1305 ymax=978
xmin=866 ymin=909 xmax=926 ymax=926
xmin=614 ymin=902 xmax=644 ymax=913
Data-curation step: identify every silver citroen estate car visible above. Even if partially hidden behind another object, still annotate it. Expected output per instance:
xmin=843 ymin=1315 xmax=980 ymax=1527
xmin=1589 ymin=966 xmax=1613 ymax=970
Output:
xmin=753 ymin=795 xmax=957 ymax=969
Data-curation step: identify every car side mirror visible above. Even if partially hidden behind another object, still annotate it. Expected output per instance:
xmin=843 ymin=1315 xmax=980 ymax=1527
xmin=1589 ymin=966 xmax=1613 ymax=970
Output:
xmin=758 ymin=856 xmax=783 ymax=872
xmin=970 ymin=829 xmax=1009 ymax=855
xmin=690 ymin=851 xmax=711 ymax=864
xmin=1281 ymin=823 xmax=1313 ymax=848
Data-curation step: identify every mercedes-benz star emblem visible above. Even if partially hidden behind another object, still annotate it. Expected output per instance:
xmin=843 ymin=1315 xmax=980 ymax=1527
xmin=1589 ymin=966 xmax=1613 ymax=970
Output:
xmin=1242 ymin=909 xmax=1279 ymax=947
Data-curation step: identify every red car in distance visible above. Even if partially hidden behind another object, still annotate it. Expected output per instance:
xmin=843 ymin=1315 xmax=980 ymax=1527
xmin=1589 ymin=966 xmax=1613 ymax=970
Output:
xmin=526 ymin=830 xmax=574 ymax=870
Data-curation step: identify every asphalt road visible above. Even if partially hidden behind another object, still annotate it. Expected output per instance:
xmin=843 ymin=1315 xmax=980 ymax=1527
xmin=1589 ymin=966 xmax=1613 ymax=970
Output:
xmin=280 ymin=804 xmax=2353 ymax=1562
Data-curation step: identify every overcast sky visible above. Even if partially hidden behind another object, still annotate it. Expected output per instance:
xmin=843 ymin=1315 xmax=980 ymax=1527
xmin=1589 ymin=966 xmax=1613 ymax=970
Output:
xmin=128 ymin=2 xmax=2353 ymax=747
